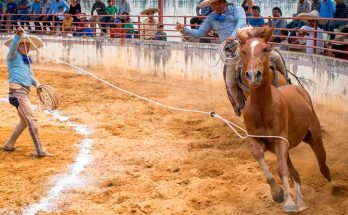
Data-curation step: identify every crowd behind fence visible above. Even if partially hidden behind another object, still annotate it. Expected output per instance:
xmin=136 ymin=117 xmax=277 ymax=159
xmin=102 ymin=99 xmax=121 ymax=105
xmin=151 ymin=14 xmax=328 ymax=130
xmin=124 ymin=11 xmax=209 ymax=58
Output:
xmin=0 ymin=0 xmax=348 ymax=60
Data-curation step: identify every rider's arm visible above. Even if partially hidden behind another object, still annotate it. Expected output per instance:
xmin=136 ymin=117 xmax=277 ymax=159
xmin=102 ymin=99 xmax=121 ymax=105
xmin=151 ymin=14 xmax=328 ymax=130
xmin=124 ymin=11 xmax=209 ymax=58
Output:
xmin=181 ymin=16 xmax=212 ymax=38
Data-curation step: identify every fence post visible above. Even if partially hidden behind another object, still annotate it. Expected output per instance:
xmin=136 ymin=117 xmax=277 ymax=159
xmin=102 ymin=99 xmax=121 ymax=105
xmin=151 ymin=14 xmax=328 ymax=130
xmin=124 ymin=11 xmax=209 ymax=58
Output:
xmin=314 ymin=19 xmax=317 ymax=54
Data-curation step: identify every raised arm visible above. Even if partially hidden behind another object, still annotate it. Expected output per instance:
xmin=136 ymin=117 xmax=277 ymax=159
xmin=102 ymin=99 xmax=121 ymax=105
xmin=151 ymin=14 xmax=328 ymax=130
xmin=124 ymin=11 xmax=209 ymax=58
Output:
xmin=7 ymin=29 xmax=23 ymax=60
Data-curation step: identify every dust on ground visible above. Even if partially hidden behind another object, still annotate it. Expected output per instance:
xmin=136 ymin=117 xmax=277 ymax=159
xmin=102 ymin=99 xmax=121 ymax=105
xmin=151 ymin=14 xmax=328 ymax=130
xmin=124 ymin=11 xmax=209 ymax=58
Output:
xmin=0 ymin=64 xmax=347 ymax=215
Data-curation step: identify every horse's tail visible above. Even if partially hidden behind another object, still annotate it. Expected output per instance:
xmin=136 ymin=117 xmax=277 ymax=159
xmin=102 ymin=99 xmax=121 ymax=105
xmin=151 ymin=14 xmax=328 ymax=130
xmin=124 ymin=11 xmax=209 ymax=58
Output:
xmin=321 ymin=126 xmax=332 ymax=140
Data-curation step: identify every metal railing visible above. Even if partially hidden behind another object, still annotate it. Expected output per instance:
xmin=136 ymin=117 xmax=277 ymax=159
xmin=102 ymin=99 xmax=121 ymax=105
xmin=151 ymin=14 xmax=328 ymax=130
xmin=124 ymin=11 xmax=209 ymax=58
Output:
xmin=0 ymin=14 xmax=347 ymax=59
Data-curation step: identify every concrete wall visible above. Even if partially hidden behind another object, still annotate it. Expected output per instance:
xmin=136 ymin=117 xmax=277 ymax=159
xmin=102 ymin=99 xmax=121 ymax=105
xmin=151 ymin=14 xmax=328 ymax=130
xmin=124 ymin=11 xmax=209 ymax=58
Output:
xmin=1 ymin=35 xmax=347 ymax=109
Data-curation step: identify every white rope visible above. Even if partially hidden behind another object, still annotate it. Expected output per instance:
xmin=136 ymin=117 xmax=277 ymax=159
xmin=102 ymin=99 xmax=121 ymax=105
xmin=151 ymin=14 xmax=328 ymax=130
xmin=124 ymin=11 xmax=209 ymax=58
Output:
xmin=22 ymin=31 xmax=290 ymax=146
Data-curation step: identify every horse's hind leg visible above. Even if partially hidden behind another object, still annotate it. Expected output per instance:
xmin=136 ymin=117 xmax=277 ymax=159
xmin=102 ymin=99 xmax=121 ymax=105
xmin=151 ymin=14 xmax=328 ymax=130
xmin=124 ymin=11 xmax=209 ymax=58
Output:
xmin=248 ymin=138 xmax=284 ymax=203
xmin=303 ymin=126 xmax=332 ymax=182
xmin=288 ymin=156 xmax=309 ymax=212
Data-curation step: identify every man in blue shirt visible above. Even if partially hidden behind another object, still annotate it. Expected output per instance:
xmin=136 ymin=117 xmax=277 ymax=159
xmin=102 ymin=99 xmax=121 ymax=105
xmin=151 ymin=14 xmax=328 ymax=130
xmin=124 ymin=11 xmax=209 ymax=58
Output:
xmin=6 ymin=0 xmax=19 ymax=31
xmin=320 ymin=0 xmax=336 ymax=18
xmin=177 ymin=0 xmax=248 ymax=116
xmin=249 ymin=6 xmax=265 ymax=27
xmin=177 ymin=0 xmax=246 ymax=42
xmin=177 ymin=0 xmax=288 ymax=116
xmin=47 ymin=0 xmax=69 ymax=33
xmin=31 ymin=0 xmax=42 ymax=32
xmin=117 ymin=0 xmax=130 ymax=15
xmin=3 ymin=27 xmax=53 ymax=157
xmin=17 ymin=0 xmax=32 ymax=31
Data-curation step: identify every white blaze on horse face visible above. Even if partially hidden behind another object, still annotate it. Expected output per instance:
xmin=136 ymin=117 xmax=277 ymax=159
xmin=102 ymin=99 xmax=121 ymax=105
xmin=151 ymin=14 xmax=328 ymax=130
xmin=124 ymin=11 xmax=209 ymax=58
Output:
xmin=249 ymin=40 xmax=260 ymax=68
xmin=250 ymin=40 xmax=259 ymax=58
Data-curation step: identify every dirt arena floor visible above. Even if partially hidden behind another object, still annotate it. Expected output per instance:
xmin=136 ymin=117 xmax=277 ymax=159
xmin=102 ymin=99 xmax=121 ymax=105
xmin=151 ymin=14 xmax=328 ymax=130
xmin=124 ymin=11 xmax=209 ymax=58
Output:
xmin=0 ymin=63 xmax=347 ymax=215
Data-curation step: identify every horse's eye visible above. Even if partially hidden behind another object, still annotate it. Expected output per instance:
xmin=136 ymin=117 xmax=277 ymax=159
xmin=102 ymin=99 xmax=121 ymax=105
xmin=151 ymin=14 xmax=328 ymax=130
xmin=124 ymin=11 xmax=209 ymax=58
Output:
xmin=263 ymin=48 xmax=268 ymax=52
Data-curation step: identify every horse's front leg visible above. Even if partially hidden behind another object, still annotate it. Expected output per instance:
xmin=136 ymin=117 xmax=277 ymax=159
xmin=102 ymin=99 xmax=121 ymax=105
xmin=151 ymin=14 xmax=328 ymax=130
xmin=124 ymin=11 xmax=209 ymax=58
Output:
xmin=248 ymin=138 xmax=284 ymax=203
xmin=275 ymin=140 xmax=299 ymax=212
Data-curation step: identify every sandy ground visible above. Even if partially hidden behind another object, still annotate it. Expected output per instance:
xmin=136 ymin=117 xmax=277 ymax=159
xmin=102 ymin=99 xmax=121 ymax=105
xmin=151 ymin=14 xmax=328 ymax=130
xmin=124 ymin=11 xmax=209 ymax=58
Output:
xmin=0 ymin=63 xmax=347 ymax=215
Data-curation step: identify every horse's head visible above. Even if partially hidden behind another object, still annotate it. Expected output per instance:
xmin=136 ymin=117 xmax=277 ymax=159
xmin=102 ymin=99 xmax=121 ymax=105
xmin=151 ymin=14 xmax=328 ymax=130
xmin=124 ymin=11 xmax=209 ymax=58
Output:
xmin=237 ymin=26 xmax=274 ymax=88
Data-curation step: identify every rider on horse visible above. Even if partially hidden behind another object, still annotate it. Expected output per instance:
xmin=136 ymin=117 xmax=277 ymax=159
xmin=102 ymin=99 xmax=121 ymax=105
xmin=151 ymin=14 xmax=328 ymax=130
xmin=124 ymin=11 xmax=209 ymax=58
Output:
xmin=176 ymin=0 xmax=289 ymax=116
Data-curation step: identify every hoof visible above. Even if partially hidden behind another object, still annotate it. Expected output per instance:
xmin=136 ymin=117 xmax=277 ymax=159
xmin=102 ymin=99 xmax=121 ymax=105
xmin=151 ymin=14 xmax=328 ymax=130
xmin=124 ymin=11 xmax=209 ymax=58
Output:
xmin=296 ymin=199 xmax=309 ymax=212
xmin=283 ymin=200 xmax=299 ymax=213
xmin=271 ymin=185 xmax=284 ymax=203
xmin=297 ymin=204 xmax=309 ymax=212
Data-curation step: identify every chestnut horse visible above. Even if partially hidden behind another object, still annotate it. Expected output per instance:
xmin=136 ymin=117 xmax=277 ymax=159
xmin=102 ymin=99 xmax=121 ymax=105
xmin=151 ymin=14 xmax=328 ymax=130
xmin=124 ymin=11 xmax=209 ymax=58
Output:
xmin=238 ymin=26 xmax=331 ymax=212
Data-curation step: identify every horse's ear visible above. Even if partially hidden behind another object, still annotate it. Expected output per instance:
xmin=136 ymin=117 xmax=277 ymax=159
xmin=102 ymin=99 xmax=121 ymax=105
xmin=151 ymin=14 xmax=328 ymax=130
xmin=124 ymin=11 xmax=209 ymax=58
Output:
xmin=263 ymin=26 xmax=274 ymax=43
xmin=237 ymin=30 xmax=249 ymax=44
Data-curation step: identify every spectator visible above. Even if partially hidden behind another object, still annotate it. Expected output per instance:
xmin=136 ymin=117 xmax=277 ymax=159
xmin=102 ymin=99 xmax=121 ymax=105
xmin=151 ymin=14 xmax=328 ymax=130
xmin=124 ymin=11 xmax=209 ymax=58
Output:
xmin=120 ymin=11 xmax=134 ymax=38
xmin=287 ymin=0 xmax=311 ymax=37
xmin=91 ymin=0 xmax=108 ymax=35
xmin=31 ymin=0 xmax=41 ymax=33
xmin=69 ymin=0 xmax=81 ymax=22
xmin=329 ymin=25 xmax=348 ymax=59
xmin=320 ymin=0 xmax=336 ymax=18
xmin=17 ymin=0 xmax=32 ymax=31
xmin=62 ymin=10 xmax=73 ymax=35
xmin=106 ymin=0 xmax=117 ymax=22
xmin=270 ymin=7 xmax=287 ymax=42
xmin=241 ymin=0 xmax=254 ymax=16
xmin=48 ymin=0 xmax=69 ymax=14
xmin=6 ymin=0 xmax=18 ymax=32
xmin=38 ymin=0 xmax=52 ymax=32
xmin=311 ymin=0 xmax=321 ymax=12
xmin=155 ymin=24 xmax=166 ymax=41
xmin=140 ymin=7 xmax=159 ymax=40
xmin=75 ymin=16 xmax=93 ymax=36
xmin=48 ymin=0 xmax=69 ymax=33
xmin=196 ymin=0 xmax=212 ymax=17
xmin=325 ymin=0 xmax=348 ymax=39
xmin=278 ymin=30 xmax=290 ymax=50
xmin=55 ymin=6 xmax=64 ymax=34
xmin=110 ymin=18 xmax=125 ymax=38
xmin=297 ymin=10 xmax=325 ymax=54
xmin=117 ymin=0 xmax=130 ymax=15
xmin=249 ymin=5 xmax=265 ymax=27
xmin=0 ymin=0 xmax=5 ymax=31
xmin=296 ymin=0 xmax=311 ymax=14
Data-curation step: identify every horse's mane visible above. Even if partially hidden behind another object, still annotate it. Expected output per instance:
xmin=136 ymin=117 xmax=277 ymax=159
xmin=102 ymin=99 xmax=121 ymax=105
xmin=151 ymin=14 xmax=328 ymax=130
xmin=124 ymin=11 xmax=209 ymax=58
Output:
xmin=246 ymin=27 xmax=269 ymax=39
xmin=237 ymin=26 xmax=274 ymax=44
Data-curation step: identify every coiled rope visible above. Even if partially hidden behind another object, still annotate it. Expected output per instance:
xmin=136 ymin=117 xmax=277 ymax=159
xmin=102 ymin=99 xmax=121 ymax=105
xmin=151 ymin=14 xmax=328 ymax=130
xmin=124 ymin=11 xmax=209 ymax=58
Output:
xmin=22 ymin=31 xmax=289 ymax=145
xmin=23 ymin=36 xmax=60 ymax=111
xmin=36 ymin=84 xmax=60 ymax=111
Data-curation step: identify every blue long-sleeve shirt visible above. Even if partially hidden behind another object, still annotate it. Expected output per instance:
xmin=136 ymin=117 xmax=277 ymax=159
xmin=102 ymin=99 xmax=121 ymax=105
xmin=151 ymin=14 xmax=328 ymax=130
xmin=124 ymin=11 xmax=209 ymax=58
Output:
xmin=48 ymin=0 xmax=69 ymax=14
xmin=7 ymin=34 xmax=38 ymax=88
xmin=319 ymin=0 xmax=336 ymax=18
xmin=182 ymin=3 xmax=246 ymax=42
